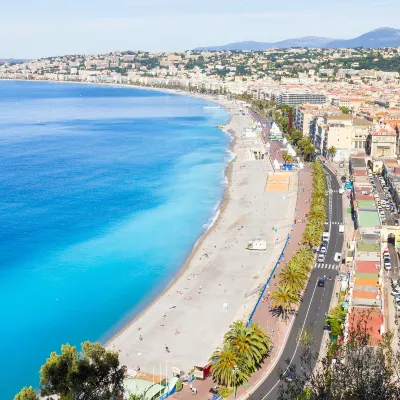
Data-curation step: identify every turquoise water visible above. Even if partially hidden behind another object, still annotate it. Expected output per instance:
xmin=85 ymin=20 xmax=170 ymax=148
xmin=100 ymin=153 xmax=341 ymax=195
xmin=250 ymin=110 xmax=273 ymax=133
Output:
xmin=0 ymin=81 xmax=230 ymax=397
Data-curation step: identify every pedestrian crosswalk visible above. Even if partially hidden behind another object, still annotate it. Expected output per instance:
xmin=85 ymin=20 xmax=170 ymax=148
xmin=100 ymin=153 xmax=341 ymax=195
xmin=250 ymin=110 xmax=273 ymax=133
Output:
xmin=331 ymin=221 xmax=342 ymax=225
xmin=314 ymin=263 xmax=339 ymax=270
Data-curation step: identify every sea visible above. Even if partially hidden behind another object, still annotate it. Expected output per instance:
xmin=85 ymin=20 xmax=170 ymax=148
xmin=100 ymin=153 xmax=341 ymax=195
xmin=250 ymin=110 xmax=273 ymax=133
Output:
xmin=0 ymin=81 xmax=230 ymax=397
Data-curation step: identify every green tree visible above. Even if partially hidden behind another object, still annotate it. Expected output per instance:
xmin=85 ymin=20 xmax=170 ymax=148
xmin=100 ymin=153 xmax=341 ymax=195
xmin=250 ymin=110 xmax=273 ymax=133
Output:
xmin=328 ymin=145 xmax=337 ymax=160
xmin=325 ymin=305 xmax=346 ymax=336
xmin=290 ymin=129 xmax=303 ymax=145
xmin=279 ymin=262 xmax=307 ymax=293
xmin=278 ymin=312 xmax=400 ymax=400
xmin=14 ymin=387 xmax=38 ymax=400
xmin=339 ymin=106 xmax=350 ymax=114
xmin=270 ymin=284 xmax=299 ymax=321
xmin=224 ymin=321 xmax=271 ymax=371
xmin=282 ymin=153 xmax=294 ymax=165
xmin=40 ymin=341 xmax=126 ymax=400
xmin=210 ymin=342 xmax=249 ymax=387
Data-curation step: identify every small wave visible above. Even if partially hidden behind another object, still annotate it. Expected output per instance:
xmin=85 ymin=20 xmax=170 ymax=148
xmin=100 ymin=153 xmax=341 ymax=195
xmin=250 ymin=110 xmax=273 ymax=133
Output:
xmin=223 ymin=129 xmax=234 ymax=142
xmin=226 ymin=149 xmax=236 ymax=162
xmin=202 ymin=201 xmax=221 ymax=232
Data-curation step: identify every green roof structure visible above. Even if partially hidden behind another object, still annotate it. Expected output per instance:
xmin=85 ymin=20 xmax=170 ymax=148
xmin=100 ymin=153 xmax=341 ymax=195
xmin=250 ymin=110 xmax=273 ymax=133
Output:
xmin=357 ymin=210 xmax=380 ymax=228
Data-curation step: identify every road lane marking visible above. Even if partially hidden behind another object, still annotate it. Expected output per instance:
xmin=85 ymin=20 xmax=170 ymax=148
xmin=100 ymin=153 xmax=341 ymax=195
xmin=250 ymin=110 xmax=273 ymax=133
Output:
xmin=261 ymin=279 xmax=320 ymax=399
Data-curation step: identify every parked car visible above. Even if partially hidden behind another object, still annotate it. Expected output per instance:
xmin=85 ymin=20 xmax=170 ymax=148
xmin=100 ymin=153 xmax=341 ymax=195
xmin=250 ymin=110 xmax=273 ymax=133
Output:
xmin=385 ymin=260 xmax=392 ymax=270
xmin=320 ymin=246 xmax=327 ymax=254
xmin=318 ymin=254 xmax=325 ymax=263
xmin=391 ymin=286 xmax=400 ymax=296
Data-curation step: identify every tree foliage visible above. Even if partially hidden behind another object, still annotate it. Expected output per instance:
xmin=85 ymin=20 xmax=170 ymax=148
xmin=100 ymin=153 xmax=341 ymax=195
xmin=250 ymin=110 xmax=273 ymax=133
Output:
xmin=14 ymin=387 xmax=38 ymax=400
xmin=210 ymin=321 xmax=271 ymax=387
xmin=278 ymin=311 xmax=400 ymax=400
xmin=39 ymin=341 xmax=126 ymax=400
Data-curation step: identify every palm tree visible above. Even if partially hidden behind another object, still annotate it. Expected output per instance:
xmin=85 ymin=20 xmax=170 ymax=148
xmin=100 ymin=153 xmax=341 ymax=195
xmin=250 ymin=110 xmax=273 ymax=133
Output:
xmin=224 ymin=321 xmax=269 ymax=370
xmin=328 ymin=146 xmax=337 ymax=160
xmin=282 ymin=153 xmax=294 ymax=166
xmin=210 ymin=342 xmax=248 ymax=387
xmin=279 ymin=263 xmax=307 ymax=293
xmin=302 ymin=224 xmax=320 ymax=249
xmin=309 ymin=204 xmax=326 ymax=222
xmin=270 ymin=284 xmax=299 ymax=321
xmin=248 ymin=323 xmax=272 ymax=357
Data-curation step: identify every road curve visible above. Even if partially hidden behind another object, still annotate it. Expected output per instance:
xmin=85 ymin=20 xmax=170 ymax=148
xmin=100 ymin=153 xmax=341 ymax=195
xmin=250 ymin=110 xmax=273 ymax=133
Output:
xmin=249 ymin=166 xmax=344 ymax=400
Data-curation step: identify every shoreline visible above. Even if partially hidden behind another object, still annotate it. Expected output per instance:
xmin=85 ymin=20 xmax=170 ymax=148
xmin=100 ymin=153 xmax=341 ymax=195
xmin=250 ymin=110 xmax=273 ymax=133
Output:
xmin=2 ymin=79 xmax=238 ymax=348
xmin=3 ymin=79 xmax=294 ymax=377
xmin=2 ymin=79 xmax=242 ymax=350
xmin=104 ymin=99 xmax=237 ymax=346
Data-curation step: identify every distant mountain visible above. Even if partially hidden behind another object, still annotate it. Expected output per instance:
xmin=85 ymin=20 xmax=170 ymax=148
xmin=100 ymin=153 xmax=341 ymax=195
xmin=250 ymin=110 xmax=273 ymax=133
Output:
xmin=195 ymin=37 xmax=335 ymax=51
xmin=325 ymin=27 xmax=400 ymax=48
xmin=0 ymin=58 xmax=31 ymax=64
xmin=194 ymin=27 xmax=400 ymax=51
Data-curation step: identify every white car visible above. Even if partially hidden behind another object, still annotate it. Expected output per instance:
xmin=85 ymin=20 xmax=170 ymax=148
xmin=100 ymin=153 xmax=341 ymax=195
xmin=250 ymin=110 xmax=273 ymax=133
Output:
xmin=374 ymin=194 xmax=380 ymax=199
xmin=318 ymin=254 xmax=325 ymax=263
xmin=385 ymin=261 xmax=392 ymax=270
xmin=381 ymin=200 xmax=386 ymax=206
xmin=320 ymin=246 xmax=327 ymax=254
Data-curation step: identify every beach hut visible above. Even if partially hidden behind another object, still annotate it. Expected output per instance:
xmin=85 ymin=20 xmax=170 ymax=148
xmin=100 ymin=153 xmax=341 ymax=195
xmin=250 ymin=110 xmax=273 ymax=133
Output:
xmin=193 ymin=362 xmax=212 ymax=380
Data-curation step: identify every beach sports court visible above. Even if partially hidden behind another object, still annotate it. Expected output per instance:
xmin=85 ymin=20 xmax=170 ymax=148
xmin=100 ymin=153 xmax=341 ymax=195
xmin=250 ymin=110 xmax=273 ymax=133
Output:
xmin=265 ymin=171 xmax=294 ymax=192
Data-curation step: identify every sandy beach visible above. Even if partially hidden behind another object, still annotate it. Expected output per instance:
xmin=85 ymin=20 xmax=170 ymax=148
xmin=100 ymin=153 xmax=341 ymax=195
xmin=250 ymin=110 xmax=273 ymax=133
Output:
xmin=106 ymin=95 xmax=298 ymax=376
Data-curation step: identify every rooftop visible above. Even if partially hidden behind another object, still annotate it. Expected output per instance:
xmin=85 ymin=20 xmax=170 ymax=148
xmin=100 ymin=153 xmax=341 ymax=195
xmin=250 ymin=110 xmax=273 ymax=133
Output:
xmin=351 ymin=157 xmax=367 ymax=168
xmin=355 ymin=261 xmax=380 ymax=274
xmin=357 ymin=210 xmax=381 ymax=228
xmin=354 ymin=277 xmax=380 ymax=288
xmin=349 ymin=308 xmax=383 ymax=346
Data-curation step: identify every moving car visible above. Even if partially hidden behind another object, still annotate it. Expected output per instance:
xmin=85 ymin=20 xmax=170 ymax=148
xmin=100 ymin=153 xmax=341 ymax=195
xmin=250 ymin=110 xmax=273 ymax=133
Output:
xmin=334 ymin=253 xmax=341 ymax=263
xmin=338 ymin=224 xmax=344 ymax=233
xmin=318 ymin=277 xmax=326 ymax=287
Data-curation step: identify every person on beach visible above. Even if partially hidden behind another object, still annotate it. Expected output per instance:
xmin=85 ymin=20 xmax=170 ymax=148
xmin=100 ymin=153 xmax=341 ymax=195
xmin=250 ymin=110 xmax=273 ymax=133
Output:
xmin=165 ymin=345 xmax=170 ymax=353
xmin=139 ymin=334 xmax=143 ymax=341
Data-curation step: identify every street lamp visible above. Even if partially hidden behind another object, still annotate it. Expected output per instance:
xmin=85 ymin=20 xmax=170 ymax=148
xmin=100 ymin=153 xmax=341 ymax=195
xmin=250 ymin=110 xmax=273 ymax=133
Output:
xmin=233 ymin=365 xmax=238 ymax=400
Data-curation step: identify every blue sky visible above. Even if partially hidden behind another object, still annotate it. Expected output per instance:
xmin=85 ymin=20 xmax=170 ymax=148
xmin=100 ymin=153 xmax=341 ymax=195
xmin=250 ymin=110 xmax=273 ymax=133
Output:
xmin=1 ymin=0 xmax=398 ymax=58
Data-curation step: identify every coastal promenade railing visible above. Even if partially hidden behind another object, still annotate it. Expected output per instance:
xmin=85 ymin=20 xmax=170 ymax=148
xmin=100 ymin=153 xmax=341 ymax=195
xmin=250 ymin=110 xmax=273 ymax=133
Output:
xmin=246 ymin=234 xmax=290 ymax=326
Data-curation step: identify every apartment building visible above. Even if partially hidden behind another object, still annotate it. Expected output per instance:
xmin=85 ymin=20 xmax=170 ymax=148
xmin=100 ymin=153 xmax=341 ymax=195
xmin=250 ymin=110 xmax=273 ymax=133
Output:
xmin=366 ymin=124 xmax=397 ymax=158
xmin=294 ymin=104 xmax=320 ymax=137
xmin=312 ymin=115 xmax=373 ymax=160
xmin=332 ymin=97 xmax=365 ymax=111
xmin=276 ymin=90 xmax=326 ymax=106
xmin=353 ymin=119 xmax=373 ymax=152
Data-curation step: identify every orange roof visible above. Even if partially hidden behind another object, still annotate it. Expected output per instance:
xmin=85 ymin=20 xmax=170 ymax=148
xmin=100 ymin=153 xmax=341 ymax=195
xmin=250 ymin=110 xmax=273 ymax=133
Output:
xmin=355 ymin=277 xmax=379 ymax=287
xmin=355 ymin=261 xmax=379 ymax=274
xmin=352 ymin=291 xmax=378 ymax=299
xmin=371 ymin=128 xmax=396 ymax=136
xmin=349 ymin=308 xmax=383 ymax=346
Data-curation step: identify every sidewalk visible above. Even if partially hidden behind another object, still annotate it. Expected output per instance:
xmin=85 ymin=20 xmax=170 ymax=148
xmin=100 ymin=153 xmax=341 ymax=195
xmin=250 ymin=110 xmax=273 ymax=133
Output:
xmin=170 ymin=165 xmax=313 ymax=400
